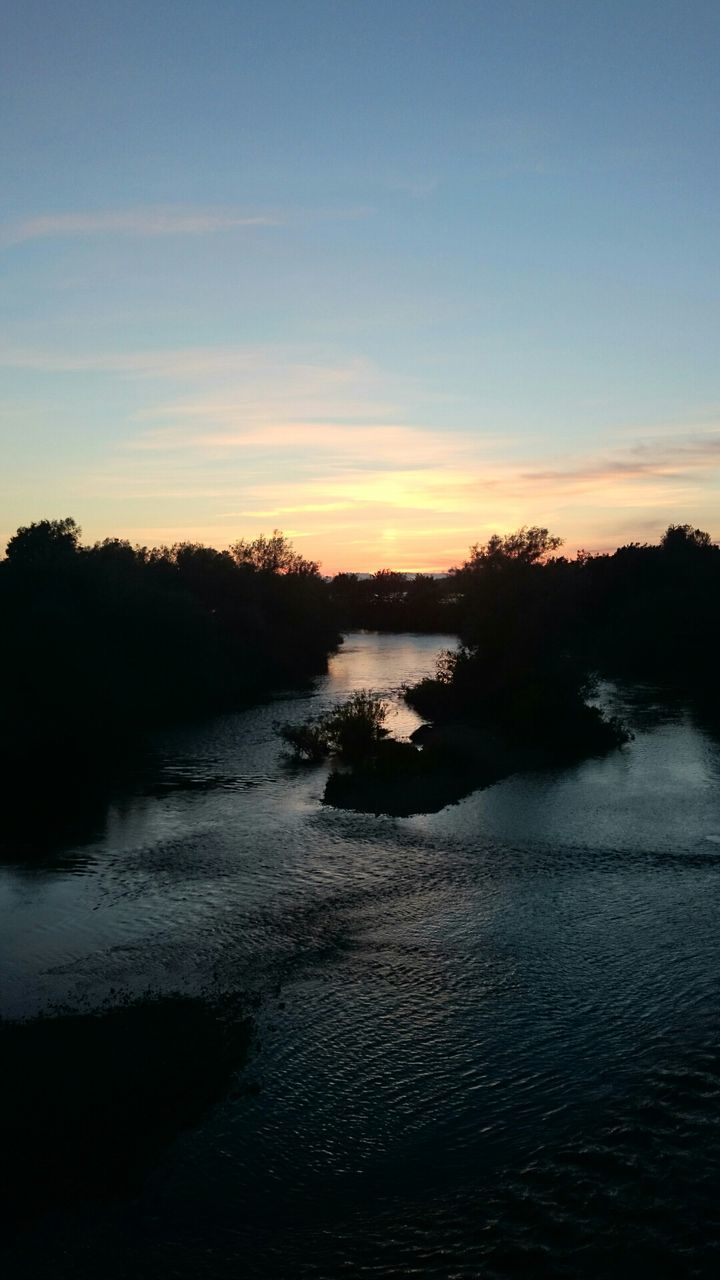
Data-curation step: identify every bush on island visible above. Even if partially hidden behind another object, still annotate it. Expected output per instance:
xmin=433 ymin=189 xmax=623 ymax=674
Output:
xmin=279 ymin=690 xmax=391 ymax=765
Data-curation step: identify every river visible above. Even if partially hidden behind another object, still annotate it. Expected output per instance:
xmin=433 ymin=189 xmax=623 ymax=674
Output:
xmin=3 ymin=631 xmax=720 ymax=1277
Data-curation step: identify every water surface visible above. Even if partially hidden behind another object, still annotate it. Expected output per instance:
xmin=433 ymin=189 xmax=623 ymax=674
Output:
xmin=3 ymin=632 xmax=720 ymax=1277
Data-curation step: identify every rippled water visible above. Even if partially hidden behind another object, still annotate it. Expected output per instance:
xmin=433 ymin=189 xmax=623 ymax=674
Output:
xmin=3 ymin=633 xmax=720 ymax=1277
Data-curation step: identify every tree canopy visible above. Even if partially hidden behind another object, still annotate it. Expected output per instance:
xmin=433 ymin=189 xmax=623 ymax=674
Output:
xmin=0 ymin=520 xmax=339 ymax=786
xmin=460 ymin=526 xmax=564 ymax=572
xmin=5 ymin=517 xmax=82 ymax=568
xmin=229 ymin=530 xmax=319 ymax=576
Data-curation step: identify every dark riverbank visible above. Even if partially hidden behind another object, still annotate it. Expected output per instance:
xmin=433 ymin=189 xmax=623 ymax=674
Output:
xmin=1 ymin=993 xmax=254 ymax=1233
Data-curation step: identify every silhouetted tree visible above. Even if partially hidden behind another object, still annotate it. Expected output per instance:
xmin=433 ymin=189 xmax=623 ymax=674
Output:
xmin=0 ymin=520 xmax=339 ymax=787
xmin=661 ymin=523 xmax=713 ymax=554
xmin=5 ymin=517 xmax=81 ymax=568
xmin=229 ymin=530 xmax=319 ymax=575
xmin=457 ymin=526 xmax=563 ymax=574
xmin=406 ymin=525 xmax=628 ymax=757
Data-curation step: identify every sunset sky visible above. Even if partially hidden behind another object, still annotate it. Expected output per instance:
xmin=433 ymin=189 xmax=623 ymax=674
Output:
xmin=2 ymin=0 xmax=719 ymax=572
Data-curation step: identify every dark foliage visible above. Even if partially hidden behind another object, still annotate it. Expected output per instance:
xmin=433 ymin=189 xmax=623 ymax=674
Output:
xmin=0 ymin=520 xmax=340 ymax=784
xmin=329 ymin=569 xmax=459 ymax=632
xmin=577 ymin=525 xmax=720 ymax=697
xmin=453 ymin=522 xmax=717 ymax=706
xmin=324 ymin=737 xmax=480 ymax=816
xmin=0 ymin=993 xmax=253 ymax=1230
xmin=278 ymin=693 xmax=470 ymax=814
xmin=404 ymin=527 xmax=632 ymax=758
xmin=329 ymin=525 xmax=720 ymax=713
xmin=279 ymin=691 xmax=390 ymax=764
xmin=278 ymin=720 xmax=331 ymax=763
xmin=292 ymin=521 xmax=720 ymax=815
xmin=4 ymin=514 xmax=717 ymax=812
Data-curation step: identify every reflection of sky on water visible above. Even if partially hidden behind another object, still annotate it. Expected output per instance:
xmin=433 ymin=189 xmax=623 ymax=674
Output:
xmin=428 ymin=689 xmax=720 ymax=858
xmin=3 ymin=633 xmax=720 ymax=1275
xmin=325 ymin=631 xmax=456 ymax=739
xmin=2 ymin=633 xmax=720 ymax=1019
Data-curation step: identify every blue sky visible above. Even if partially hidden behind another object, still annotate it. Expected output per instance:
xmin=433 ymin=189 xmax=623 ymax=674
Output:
xmin=2 ymin=0 xmax=718 ymax=569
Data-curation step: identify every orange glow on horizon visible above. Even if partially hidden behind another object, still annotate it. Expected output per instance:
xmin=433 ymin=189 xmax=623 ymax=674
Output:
xmin=7 ymin=414 xmax=717 ymax=574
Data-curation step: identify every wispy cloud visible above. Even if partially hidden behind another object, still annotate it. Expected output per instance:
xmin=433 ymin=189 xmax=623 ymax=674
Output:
xmin=91 ymin=414 xmax=720 ymax=569
xmin=127 ymin=422 xmax=472 ymax=471
xmin=124 ymin=398 xmax=720 ymax=501
xmin=4 ymin=333 xmax=718 ymax=569
xmin=0 ymin=345 xmax=283 ymax=378
xmin=0 ymin=344 xmax=392 ymax=404
xmin=2 ymin=203 xmax=372 ymax=247
xmin=2 ymin=206 xmax=283 ymax=247
xmin=522 ymin=432 xmax=720 ymax=491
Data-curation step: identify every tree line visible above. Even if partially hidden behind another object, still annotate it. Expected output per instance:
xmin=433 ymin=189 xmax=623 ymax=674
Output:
xmin=2 ymin=516 xmax=717 ymax=793
xmin=331 ymin=523 xmax=720 ymax=704
xmin=0 ymin=518 xmax=339 ymax=782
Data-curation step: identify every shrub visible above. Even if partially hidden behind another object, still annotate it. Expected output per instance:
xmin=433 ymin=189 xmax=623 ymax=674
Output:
xmin=279 ymin=690 xmax=391 ymax=764
xmin=324 ymin=690 xmax=390 ymax=762
xmin=278 ymin=720 xmax=330 ymax=762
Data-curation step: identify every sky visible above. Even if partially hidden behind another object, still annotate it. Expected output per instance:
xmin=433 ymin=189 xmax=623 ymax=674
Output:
xmin=2 ymin=0 xmax=719 ymax=572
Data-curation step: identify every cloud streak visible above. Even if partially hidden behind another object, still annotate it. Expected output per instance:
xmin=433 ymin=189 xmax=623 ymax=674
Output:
xmin=97 ymin=414 xmax=720 ymax=569
xmin=2 ymin=203 xmax=372 ymax=248
xmin=127 ymin=422 xmax=474 ymax=471
xmin=4 ymin=335 xmax=718 ymax=569
xmin=2 ymin=207 xmax=283 ymax=246
xmin=0 ymin=345 xmax=289 ymax=378
xmin=522 ymin=432 xmax=720 ymax=491
xmin=0 ymin=345 xmax=391 ymax=405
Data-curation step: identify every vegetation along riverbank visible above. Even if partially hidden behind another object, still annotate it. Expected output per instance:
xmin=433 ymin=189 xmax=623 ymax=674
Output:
xmin=3 ymin=517 xmax=718 ymax=817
